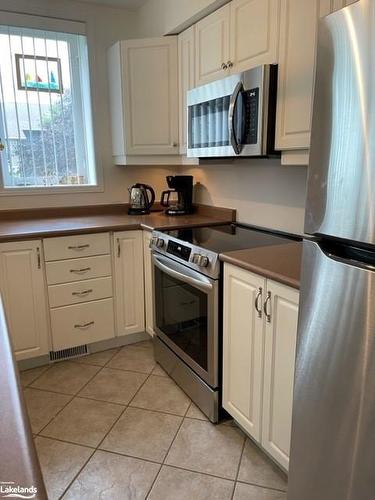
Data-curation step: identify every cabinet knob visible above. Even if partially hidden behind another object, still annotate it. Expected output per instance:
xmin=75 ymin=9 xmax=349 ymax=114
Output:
xmin=221 ymin=62 xmax=228 ymax=70
xmin=227 ymin=60 xmax=233 ymax=68
xmin=172 ymin=142 xmax=178 ymax=147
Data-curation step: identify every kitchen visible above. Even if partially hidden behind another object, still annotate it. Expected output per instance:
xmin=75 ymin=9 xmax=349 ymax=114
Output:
xmin=0 ymin=0 xmax=371 ymax=499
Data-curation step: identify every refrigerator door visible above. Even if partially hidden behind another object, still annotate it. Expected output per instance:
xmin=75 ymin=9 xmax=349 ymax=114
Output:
xmin=288 ymin=240 xmax=375 ymax=500
xmin=305 ymin=0 xmax=375 ymax=245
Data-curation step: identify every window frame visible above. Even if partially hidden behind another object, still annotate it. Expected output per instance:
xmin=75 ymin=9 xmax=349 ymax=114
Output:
xmin=0 ymin=11 xmax=103 ymax=196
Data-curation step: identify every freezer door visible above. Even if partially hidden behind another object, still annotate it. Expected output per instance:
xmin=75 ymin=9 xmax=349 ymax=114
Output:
xmin=288 ymin=240 xmax=375 ymax=500
xmin=305 ymin=0 xmax=375 ymax=245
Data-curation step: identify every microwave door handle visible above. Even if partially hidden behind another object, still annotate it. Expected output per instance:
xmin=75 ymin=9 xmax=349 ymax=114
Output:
xmin=228 ymin=81 xmax=243 ymax=155
xmin=152 ymin=254 xmax=213 ymax=294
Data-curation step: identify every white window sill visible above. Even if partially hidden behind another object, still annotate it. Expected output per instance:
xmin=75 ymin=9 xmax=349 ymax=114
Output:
xmin=0 ymin=184 xmax=104 ymax=196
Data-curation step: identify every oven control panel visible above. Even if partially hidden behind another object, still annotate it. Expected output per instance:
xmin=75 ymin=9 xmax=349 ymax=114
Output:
xmin=166 ymin=240 xmax=192 ymax=262
xmin=150 ymin=230 xmax=220 ymax=279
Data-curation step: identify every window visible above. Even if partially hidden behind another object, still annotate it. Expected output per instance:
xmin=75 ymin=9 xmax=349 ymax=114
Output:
xmin=0 ymin=24 xmax=97 ymax=190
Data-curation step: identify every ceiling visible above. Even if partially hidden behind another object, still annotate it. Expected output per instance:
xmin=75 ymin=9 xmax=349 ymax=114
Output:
xmin=77 ymin=0 xmax=148 ymax=10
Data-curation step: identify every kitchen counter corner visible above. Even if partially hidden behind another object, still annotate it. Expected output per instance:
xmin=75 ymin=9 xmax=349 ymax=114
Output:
xmin=220 ymin=241 xmax=303 ymax=289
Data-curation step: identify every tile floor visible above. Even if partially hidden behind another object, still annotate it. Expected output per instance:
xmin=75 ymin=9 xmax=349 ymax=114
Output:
xmin=21 ymin=340 xmax=288 ymax=500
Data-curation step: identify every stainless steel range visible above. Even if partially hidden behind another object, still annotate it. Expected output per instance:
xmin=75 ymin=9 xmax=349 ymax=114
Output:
xmin=150 ymin=225 xmax=292 ymax=423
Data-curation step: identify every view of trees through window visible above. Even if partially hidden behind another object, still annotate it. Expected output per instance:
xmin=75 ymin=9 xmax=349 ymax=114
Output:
xmin=0 ymin=26 xmax=96 ymax=189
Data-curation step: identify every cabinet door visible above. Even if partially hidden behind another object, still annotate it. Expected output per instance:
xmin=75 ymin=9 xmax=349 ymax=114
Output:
xmin=178 ymin=26 xmax=195 ymax=155
xmin=195 ymin=4 xmax=231 ymax=86
xmin=331 ymin=0 xmax=358 ymax=9
xmin=0 ymin=241 xmax=50 ymax=360
xmin=230 ymin=0 xmax=279 ymax=73
xmin=121 ymin=37 xmax=179 ymax=155
xmin=223 ymin=264 xmax=265 ymax=441
xmin=143 ymin=231 xmax=154 ymax=336
xmin=275 ymin=0 xmax=325 ymax=150
xmin=113 ymin=231 xmax=145 ymax=336
xmin=261 ymin=280 xmax=299 ymax=470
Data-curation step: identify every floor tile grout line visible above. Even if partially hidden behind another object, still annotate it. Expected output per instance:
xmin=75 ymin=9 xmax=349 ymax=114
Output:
xmin=58 ymin=363 xmax=156 ymax=497
xmin=34 ymin=434 xmax=97 ymax=451
xmin=56 ymin=377 xmax=139 ymax=499
xmin=145 ymin=398 xmax=191 ymax=499
xmin=34 ymin=393 xmax=75 ymax=436
xmin=20 ymin=365 xmax=52 ymax=388
xmin=235 ymin=480 xmax=287 ymax=494
xmin=35 ymin=359 xmax=110 ymax=436
xmin=57 ymin=447 xmax=96 ymax=500
xmin=230 ymin=435 xmax=247 ymax=500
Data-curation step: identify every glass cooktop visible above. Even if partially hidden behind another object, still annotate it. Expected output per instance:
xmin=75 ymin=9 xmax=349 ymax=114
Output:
xmin=163 ymin=224 xmax=297 ymax=255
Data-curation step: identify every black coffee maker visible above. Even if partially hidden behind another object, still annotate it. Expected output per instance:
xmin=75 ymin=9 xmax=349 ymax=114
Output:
xmin=161 ymin=175 xmax=194 ymax=215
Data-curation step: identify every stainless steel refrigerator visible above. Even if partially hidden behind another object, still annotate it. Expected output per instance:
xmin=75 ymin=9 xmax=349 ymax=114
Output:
xmin=288 ymin=1 xmax=375 ymax=499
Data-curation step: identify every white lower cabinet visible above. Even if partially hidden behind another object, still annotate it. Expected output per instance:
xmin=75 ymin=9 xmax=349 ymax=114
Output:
xmin=0 ymin=240 xmax=50 ymax=360
xmin=113 ymin=230 xmax=145 ymax=336
xmin=261 ymin=279 xmax=299 ymax=470
xmin=223 ymin=265 xmax=264 ymax=441
xmin=143 ymin=231 xmax=155 ymax=336
xmin=223 ymin=263 xmax=299 ymax=470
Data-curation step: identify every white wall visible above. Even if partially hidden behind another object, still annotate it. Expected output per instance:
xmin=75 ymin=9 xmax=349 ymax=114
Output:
xmin=0 ymin=0 xmax=174 ymax=210
xmin=185 ymin=160 xmax=307 ymax=235
xmin=136 ymin=0 xmax=229 ymax=36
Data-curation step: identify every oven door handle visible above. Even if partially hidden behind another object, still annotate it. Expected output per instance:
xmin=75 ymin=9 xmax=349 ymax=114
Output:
xmin=152 ymin=253 xmax=214 ymax=293
xmin=228 ymin=81 xmax=244 ymax=155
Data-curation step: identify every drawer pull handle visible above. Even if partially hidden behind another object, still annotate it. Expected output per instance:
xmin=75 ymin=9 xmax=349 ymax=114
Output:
xmin=74 ymin=321 xmax=95 ymax=329
xmin=70 ymin=267 xmax=91 ymax=274
xmin=68 ymin=244 xmax=90 ymax=250
xmin=72 ymin=289 xmax=93 ymax=297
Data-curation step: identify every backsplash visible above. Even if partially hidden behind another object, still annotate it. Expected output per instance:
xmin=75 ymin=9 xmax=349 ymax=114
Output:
xmin=183 ymin=159 xmax=308 ymax=235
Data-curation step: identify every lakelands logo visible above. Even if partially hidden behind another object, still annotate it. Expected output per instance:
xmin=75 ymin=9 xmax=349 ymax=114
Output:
xmin=0 ymin=482 xmax=37 ymax=499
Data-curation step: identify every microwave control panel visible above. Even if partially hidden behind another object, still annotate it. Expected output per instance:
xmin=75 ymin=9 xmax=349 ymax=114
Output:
xmin=243 ymin=88 xmax=259 ymax=145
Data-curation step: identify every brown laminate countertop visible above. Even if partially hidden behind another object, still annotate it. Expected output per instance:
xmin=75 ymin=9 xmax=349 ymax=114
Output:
xmin=220 ymin=241 xmax=303 ymax=289
xmin=0 ymin=204 xmax=235 ymax=242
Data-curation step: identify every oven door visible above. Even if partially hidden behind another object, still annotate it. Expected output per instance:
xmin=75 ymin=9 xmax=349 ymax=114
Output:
xmin=152 ymin=252 xmax=219 ymax=388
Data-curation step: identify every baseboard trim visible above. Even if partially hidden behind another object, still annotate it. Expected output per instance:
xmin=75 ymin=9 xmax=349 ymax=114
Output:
xmin=17 ymin=331 xmax=151 ymax=371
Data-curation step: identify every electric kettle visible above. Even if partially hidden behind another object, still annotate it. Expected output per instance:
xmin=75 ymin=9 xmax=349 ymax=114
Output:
xmin=128 ymin=183 xmax=155 ymax=215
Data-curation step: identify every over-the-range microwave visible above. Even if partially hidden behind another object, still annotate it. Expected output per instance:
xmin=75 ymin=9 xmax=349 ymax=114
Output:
xmin=187 ymin=64 xmax=279 ymax=158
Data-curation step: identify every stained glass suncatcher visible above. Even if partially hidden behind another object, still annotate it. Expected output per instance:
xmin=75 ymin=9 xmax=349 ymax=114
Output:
xmin=15 ymin=54 xmax=63 ymax=93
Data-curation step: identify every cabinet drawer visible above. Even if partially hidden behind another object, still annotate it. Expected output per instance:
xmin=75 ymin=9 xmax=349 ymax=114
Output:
xmin=50 ymin=298 xmax=115 ymax=351
xmin=48 ymin=277 xmax=113 ymax=308
xmin=46 ymin=255 xmax=111 ymax=285
xmin=44 ymin=232 xmax=110 ymax=261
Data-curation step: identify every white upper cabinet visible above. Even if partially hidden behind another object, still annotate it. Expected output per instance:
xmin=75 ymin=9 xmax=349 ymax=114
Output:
xmin=195 ymin=4 xmax=231 ymax=86
xmin=223 ymin=264 xmax=265 ymax=441
xmin=229 ymin=0 xmax=280 ymax=73
xmin=195 ymin=1 xmax=279 ymax=87
xmin=275 ymin=0 xmax=358 ymax=155
xmin=262 ymin=279 xmax=299 ymax=470
xmin=0 ymin=240 xmax=50 ymax=361
xmin=108 ymin=37 xmax=179 ymax=163
xmin=113 ymin=231 xmax=145 ymax=336
xmin=178 ymin=26 xmax=195 ymax=155
xmin=275 ymin=0 xmax=322 ymax=150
